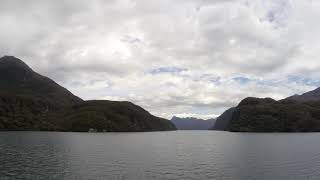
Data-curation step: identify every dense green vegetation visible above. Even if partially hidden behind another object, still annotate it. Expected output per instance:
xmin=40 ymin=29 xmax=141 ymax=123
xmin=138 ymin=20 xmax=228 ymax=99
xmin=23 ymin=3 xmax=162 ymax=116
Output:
xmin=0 ymin=94 xmax=56 ymax=130
xmin=55 ymin=100 xmax=177 ymax=132
xmin=0 ymin=56 xmax=176 ymax=132
xmin=226 ymin=97 xmax=320 ymax=132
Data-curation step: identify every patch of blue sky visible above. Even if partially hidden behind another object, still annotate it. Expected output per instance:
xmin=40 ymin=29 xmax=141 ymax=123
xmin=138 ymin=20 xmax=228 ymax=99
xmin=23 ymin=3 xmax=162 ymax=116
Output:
xmin=198 ymin=74 xmax=221 ymax=85
xmin=287 ymin=75 xmax=320 ymax=87
xmin=150 ymin=67 xmax=188 ymax=75
xmin=120 ymin=35 xmax=142 ymax=44
xmin=232 ymin=76 xmax=252 ymax=85
xmin=255 ymin=75 xmax=320 ymax=88
xmin=260 ymin=0 xmax=290 ymax=28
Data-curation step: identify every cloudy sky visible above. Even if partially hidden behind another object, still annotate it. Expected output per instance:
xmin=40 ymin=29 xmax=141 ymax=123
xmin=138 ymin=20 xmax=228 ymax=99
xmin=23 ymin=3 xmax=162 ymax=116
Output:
xmin=1 ymin=0 xmax=320 ymax=119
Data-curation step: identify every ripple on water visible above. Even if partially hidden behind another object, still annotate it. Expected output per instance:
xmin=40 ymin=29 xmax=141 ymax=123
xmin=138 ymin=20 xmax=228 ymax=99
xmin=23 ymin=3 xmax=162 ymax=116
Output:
xmin=1 ymin=131 xmax=320 ymax=180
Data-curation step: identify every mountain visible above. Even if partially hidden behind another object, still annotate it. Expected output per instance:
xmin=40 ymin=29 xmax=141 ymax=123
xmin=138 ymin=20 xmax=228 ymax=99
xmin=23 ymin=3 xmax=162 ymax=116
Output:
xmin=211 ymin=94 xmax=320 ymax=132
xmin=286 ymin=87 xmax=320 ymax=102
xmin=56 ymin=100 xmax=177 ymax=132
xmin=210 ymin=87 xmax=320 ymax=132
xmin=0 ymin=56 xmax=176 ymax=132
xmin=211 ymin=107 xmax=235 ymax=131
xmin=171 ymin=116 xmax=215 ymax=130
xmin=227 ymin=97 xmax=320 ymax=132
xmin=0 ymin=56 xmax=83 ymax=108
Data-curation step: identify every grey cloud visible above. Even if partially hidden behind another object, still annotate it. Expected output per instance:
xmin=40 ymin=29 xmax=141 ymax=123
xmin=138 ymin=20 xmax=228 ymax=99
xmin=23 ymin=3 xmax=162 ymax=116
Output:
xmin=0 ymin=0 xmax=319 ymax=119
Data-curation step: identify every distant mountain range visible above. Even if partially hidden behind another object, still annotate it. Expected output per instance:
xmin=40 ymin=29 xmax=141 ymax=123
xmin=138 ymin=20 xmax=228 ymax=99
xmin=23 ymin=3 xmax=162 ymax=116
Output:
xmin=0 ymin=56 xmax=176 ymax=132
xmin=171 ymin=116 xmax=215 ymax=130
xmin=5 ymin=55 xmax=320 ymax=133
xmin=212 ymin=87 xmax=320 ymax=132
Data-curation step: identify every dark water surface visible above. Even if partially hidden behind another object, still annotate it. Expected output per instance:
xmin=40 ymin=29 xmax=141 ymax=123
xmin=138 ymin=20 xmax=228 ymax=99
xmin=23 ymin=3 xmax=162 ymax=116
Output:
xmin=1 ymin=131 xmax=320 ymax=180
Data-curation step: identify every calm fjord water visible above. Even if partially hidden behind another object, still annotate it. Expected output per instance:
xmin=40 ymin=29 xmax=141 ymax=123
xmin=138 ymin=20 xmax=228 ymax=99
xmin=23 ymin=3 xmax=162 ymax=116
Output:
xmin=1 ymin=131 xmax=320 ymax=180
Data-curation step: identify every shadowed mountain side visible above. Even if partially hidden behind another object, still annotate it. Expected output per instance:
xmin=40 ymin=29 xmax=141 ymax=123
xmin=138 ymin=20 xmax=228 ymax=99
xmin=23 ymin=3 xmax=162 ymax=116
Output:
xmin=211 ymin=107 xmax=235 ymax=131
xmin=0 ymin=56 xmax=83 ymax=108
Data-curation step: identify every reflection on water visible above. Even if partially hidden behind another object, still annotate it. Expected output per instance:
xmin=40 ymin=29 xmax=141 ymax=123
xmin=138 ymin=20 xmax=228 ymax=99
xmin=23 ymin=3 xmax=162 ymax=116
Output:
xmin=1 ymin=131 xmax=320 ymax=180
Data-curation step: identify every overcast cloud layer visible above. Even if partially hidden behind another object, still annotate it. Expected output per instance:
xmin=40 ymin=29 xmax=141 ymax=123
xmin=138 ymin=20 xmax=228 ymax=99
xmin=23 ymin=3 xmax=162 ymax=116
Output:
xmin=1 ymin=0 xmax=320 ymax=119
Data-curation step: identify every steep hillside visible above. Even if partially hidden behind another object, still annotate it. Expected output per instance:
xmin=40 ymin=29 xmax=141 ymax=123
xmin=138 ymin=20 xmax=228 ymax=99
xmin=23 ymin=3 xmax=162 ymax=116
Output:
xmin=0 ymin=56 xmax=83 ymax=108
xmin=0 ymin=56 xmax=176 ymax=132
xmin=286 ymin=87 xmax=320 ymax=102
xmin=211 ymin=86 xmax=320 ymax=132
xmin=226 ymin=97 xmax=320 ymax=132
xmin=211 ymin=107 xmax=235 ymax=131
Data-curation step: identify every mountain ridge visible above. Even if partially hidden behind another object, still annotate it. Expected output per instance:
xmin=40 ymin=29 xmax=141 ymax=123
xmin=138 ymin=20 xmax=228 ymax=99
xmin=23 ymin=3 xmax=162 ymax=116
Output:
xmin=0 ymin=56 xmax=176 ymax=132
xmin=285 ymin=87 xmax=320 ymax=102
xmin=211 ymin=88 xmax=320 ymax=132
xmin=0 ymin=56 xmax=83 ymax=108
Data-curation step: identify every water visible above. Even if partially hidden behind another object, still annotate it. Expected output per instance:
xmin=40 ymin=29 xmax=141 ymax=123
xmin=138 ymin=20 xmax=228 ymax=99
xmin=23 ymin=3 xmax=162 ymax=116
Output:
xmin=1 ymin=131 xmax=320 ymax=180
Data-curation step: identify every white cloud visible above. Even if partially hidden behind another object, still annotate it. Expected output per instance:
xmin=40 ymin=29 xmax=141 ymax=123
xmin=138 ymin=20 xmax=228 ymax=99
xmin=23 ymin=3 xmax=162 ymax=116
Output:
xmin=174 ymin=113 xmax=218 ymax=120
xmin=1 ymin=0 xmax=320 ymax=119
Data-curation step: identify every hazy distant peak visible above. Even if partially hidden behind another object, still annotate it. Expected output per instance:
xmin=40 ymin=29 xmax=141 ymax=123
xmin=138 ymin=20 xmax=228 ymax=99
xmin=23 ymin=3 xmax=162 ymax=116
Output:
xmin=171 ymin=116 xmax=215 ymax=130
xmin=172 ymin=116 xmax=204 ymax=121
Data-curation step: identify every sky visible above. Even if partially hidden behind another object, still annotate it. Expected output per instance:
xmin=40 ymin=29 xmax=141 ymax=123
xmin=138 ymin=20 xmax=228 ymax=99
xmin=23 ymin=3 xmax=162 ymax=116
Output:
xmin=1 ymin=0 xmax=320 ymax=119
